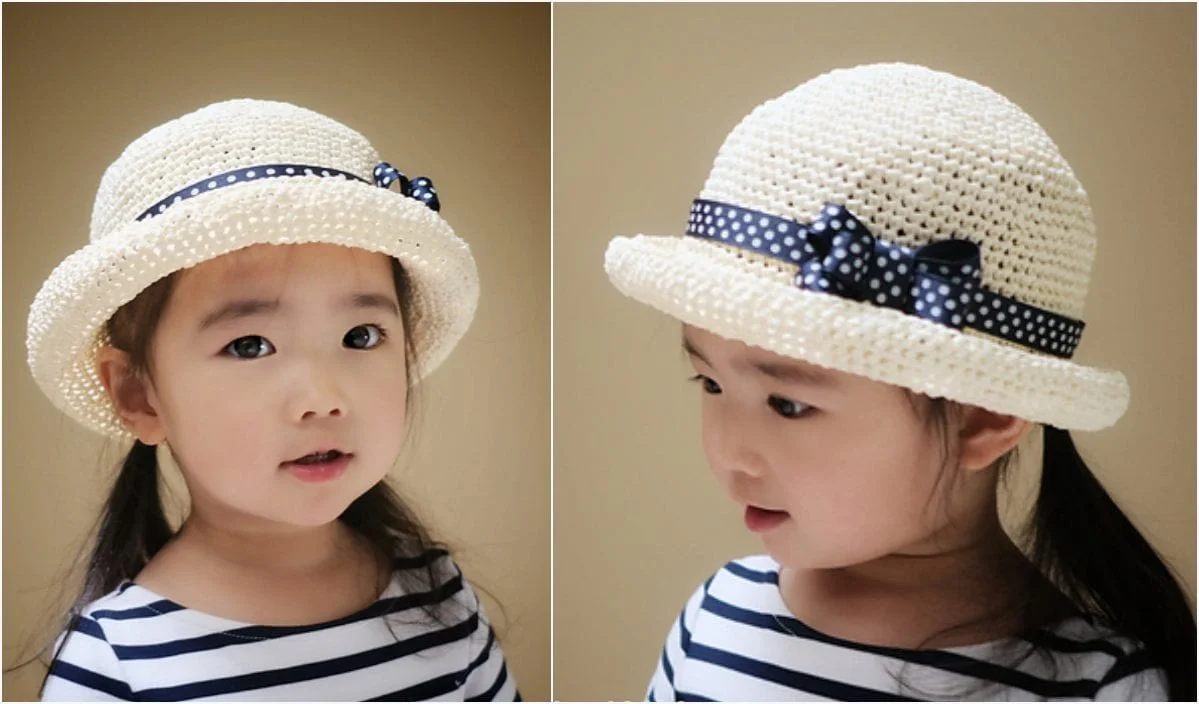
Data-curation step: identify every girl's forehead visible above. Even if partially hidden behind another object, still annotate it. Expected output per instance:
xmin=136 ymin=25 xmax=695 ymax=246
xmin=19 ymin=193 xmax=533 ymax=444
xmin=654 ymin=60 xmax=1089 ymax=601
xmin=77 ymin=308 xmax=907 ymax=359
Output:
xmin=167 ymin=246 xmax=398 ymax=320
xmin=682 ymin=324 xmax=866 ymax=390
xmin=186 ymin=243 xmax=390 ymax=282
xmin=683 ymin=325 xmax=810 ymax=365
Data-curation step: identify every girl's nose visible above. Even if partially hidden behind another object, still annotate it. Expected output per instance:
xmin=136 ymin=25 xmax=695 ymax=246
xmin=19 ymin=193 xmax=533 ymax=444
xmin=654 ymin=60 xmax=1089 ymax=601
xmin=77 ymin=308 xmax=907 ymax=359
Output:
xmin=301 ymin=404 xmax=342 ymax=421
xmin=718 ymin=442 xmax=769 ymax=479
xmin=703 ymin=410 xmax=769 ymax=479
xmin=291 ymin=362 xmax=349 ymax=422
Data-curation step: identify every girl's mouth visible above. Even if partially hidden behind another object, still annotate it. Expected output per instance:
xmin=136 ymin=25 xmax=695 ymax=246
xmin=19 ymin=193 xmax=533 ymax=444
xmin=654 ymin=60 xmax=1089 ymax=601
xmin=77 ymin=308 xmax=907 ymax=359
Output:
xmin=745 ymin=505 xmax=790 ymax=533
xmin=282 ymin=451 xmax=353 ymax=482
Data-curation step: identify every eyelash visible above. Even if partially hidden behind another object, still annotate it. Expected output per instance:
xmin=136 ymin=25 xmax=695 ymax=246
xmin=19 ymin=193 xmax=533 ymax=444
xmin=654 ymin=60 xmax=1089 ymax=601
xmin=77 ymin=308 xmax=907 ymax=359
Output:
xmin=688 ymin=373 xmax=722 ymax=395
xmin=221 ymin=324 xmax=389 ymax=360
xmin=688 ymin=374 xmax=811 ymax=420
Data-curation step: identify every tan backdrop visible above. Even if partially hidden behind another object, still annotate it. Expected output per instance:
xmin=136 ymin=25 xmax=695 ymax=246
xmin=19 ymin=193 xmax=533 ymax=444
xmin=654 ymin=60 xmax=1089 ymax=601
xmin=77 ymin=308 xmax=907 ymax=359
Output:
xmin=554 ymin=3 xmax=1196 ymax=701
xmin=2 ymin=4 xmax=548 ymax=701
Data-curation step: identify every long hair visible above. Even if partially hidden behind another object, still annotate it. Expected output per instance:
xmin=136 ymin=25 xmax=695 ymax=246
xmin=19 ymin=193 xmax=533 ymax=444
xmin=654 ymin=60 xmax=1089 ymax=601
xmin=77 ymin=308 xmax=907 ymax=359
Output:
xmin=1028 ymin=425 xmax=1195 ymax=700
xmin=896 ymin=394 xmax=1195 ymax=700
xmin=10 ymin=255 xmax=461 ymax=695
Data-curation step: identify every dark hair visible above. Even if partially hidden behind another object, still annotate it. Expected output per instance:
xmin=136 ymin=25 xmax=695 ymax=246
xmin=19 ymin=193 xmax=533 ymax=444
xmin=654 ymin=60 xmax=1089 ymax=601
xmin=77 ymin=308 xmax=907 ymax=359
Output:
xmin=896 ymin=393 xmax=1196 ymax=701
xmin=9 ymin=255 xmax=467 ymax=695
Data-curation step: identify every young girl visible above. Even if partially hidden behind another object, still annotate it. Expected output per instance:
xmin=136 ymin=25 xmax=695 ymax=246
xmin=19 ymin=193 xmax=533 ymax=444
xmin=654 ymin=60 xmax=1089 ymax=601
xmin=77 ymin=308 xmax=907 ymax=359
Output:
xmin=604 ymin=63 xmax=1195 ymax=701
xmin=23 ymin=99 xmax=519 ymax=700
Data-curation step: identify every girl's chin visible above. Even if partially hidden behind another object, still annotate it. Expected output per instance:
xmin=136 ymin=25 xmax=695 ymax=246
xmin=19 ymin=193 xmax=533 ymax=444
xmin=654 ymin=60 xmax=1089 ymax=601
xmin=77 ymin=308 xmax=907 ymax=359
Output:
xmin=766 ymin=543 xmax=899 ymax=573
xmin=255 ymin=496 xmax=362 ymax=530
xmin=759 ymin=534 xmax=807 ymax=568
xmin=759 ymin=534 xmax=858 ymax=572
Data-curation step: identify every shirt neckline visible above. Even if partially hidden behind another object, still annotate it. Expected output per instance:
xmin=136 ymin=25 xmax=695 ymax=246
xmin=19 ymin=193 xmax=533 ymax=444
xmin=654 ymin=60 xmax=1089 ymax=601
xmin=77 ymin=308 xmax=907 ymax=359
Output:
xmin=113 ymin=569 xmax=405 ymax=638
xmin=750 ymin=555 xmax=1093 ymax=656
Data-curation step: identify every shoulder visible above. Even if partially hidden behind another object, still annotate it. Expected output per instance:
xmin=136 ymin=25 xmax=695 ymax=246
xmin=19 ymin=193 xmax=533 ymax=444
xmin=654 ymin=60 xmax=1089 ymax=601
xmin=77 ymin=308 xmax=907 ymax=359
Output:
xmin=42 ymin=586 xmax=143 ymax=700
xmin=1033 ymin=617 xmax=1168 ymax=700
xmin=393 ymin=545 xmax=457 ymax=575
xmin=674 ymin=555 xmax=783 ymax=634
xmin=713 ymin=554 xmax=781 ymax=586
xmin=1093 ymin=649 xmax=1168 ymax=701
xmin=685 ymin=554 xmax=781 ymax=595
xmin=1079 ymin=622 xmax=1168 ymax=701
xmin=395 ymin=551 xmax=518 ymax=695
xmin=392 ymin=548 xmax=477 ymax=607
xmin=51 ymin=579 xmax=207 ymax=663
xmin=63 ymin=582 xmax=162 ymax=639
xmin=388 ymin=548 xmax=499 ymax=641
xmin=89 ymin=579 xmax=176 ymax=613
xmin=704 ymin=554 xmax=782 ymax=605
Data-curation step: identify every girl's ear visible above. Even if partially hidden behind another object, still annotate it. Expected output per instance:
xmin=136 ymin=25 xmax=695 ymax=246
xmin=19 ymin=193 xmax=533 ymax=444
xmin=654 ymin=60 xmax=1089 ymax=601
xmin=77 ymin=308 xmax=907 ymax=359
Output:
xmin=95 ymin=345 xmax=166 ymax=445
xmin=956 ymin=404 xmax=1032 ymax=472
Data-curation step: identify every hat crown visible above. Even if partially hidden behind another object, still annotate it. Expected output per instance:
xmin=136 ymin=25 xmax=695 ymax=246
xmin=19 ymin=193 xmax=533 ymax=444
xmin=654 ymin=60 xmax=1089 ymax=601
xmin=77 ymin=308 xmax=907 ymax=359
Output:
xmin=700 ymin=63 xmax=1095 ymax=319
xmin=90 ymin=99 xmax=380 ymax=243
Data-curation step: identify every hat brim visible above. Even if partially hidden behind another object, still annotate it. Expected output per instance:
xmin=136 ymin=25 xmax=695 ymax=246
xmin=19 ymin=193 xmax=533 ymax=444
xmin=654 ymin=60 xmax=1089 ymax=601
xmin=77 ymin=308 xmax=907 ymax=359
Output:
xmin=605 ymin=233 xmax=1128 ymax=431
xmin=28 ymin=175 xmax=479 ymax=439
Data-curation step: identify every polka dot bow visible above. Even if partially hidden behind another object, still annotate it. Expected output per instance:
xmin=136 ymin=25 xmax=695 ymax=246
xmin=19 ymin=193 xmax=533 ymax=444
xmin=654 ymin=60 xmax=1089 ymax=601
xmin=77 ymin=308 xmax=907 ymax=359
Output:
xmin=372 ymin=163 xmax=440 ymax=213
xmin=686 ymin=199 xmax=1085 ymax=358
xmin=136 ymin=161 xmax=442 ymax=223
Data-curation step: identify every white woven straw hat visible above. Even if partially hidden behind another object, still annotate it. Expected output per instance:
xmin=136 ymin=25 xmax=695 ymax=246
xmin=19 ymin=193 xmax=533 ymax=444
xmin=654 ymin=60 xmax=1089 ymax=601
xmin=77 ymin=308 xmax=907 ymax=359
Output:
xmin=605 ymin=63 xmax=1128 ymax=431
xmin=27 ymin=98 xmax=479 ymax=440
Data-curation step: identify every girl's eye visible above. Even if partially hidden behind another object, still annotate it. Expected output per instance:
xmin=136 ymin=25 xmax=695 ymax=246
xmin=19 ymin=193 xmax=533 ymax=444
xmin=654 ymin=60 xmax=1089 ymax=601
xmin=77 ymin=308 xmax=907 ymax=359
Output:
xmin=345 ymin=324 xmax=387 ymax=350
xmin=221 ymin=324 xmax=387 ymax=359
xmin=689 ymin=374 xmax=722 ymax=395
xmin=224 ymin=336 xmax=275 ymax=359
xmin=768 ymin=394 xmax=809 ymax=419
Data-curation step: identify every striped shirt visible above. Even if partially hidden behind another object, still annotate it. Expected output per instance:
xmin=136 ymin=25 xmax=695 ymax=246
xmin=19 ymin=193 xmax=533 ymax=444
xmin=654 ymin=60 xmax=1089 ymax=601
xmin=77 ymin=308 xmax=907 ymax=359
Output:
xmin=648 ymin=555 xmax=1168 ymax=701
xmin=41 ymin=552 xmax=519 ymax=701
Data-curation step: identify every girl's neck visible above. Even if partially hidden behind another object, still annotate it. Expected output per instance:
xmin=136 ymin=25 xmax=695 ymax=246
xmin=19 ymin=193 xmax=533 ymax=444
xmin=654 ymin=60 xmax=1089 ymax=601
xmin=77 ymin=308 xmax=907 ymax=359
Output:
xmin=172 ymin=513 xmax=358 ymax=576
xmin=134 ymin=512 xmax=389 ymax=627
xmin=828 ymin=507 xmax=1025 ymax=594
xmin=779 ymin=502 xmax=1076 ymax=649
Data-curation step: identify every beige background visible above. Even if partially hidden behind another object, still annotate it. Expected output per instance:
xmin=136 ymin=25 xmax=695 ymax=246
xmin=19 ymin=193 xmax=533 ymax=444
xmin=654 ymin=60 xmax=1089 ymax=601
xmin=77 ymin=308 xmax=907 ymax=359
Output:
xmin=554 ymin=3 xmax=1196 ymax=701
xmin=2 ymin=4 xmax=548 ymax=701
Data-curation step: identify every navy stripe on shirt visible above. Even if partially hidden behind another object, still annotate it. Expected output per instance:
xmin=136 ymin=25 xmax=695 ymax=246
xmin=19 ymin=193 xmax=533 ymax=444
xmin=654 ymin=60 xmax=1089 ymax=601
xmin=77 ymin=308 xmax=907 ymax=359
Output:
xmin=689 ymin=641 xmax=915 ymax=701
xmin=1099 ymin=648 xmax=1160 ymax=687
xmin=722 ymin=560 xmax=778 ymax=585
xmin=91 ymin=599 xmax=188 ymax=621
xmin=468 ymin=661 xmax=511 ymax=702
xmin=106 ymin=573 xmax=465 ymax=661
xmin=660 ymin=645 xmax=675 ymax=685
xmin=46 ymin=659 xmax=136 ymax=700
xmin=702 ymin=590 xmax=1102 ymax=699
xmin=466 ymin=625 xmax=497 ymax=675
xmin=393 ymin=548 xmax=450 ymax=571
xmin=1023 ymin=625 xmax=1130 ymax=659
xmin=134 ymin=611 xmax=478 ymax=700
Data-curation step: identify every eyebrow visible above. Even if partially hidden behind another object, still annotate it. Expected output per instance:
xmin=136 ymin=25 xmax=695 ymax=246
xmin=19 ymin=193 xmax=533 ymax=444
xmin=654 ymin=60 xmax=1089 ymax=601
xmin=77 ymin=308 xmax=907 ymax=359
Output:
xmin=198 ymin=293 xmax=400 ymax=332
xmin=682 ymin=335 xmax=839 ymax=388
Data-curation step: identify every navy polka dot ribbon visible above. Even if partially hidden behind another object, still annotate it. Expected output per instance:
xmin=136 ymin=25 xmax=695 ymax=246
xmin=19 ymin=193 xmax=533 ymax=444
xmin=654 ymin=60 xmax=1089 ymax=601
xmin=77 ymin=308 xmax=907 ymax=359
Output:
xmin=372 ymin=164 xmax=439 ymax=212
xmin=686 ymin=199 xmax=1085 ymax=359
xmin=135 ymin=161 xmax=440 ymax=222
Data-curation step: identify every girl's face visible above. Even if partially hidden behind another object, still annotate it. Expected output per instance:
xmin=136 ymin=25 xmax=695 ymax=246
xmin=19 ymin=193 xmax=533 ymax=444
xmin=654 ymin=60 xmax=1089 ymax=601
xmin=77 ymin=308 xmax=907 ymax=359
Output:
xmin=683 ymin=324 xmax=961 ymax=571
xmin=141 ymin=243 xmax=409 ymax=529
